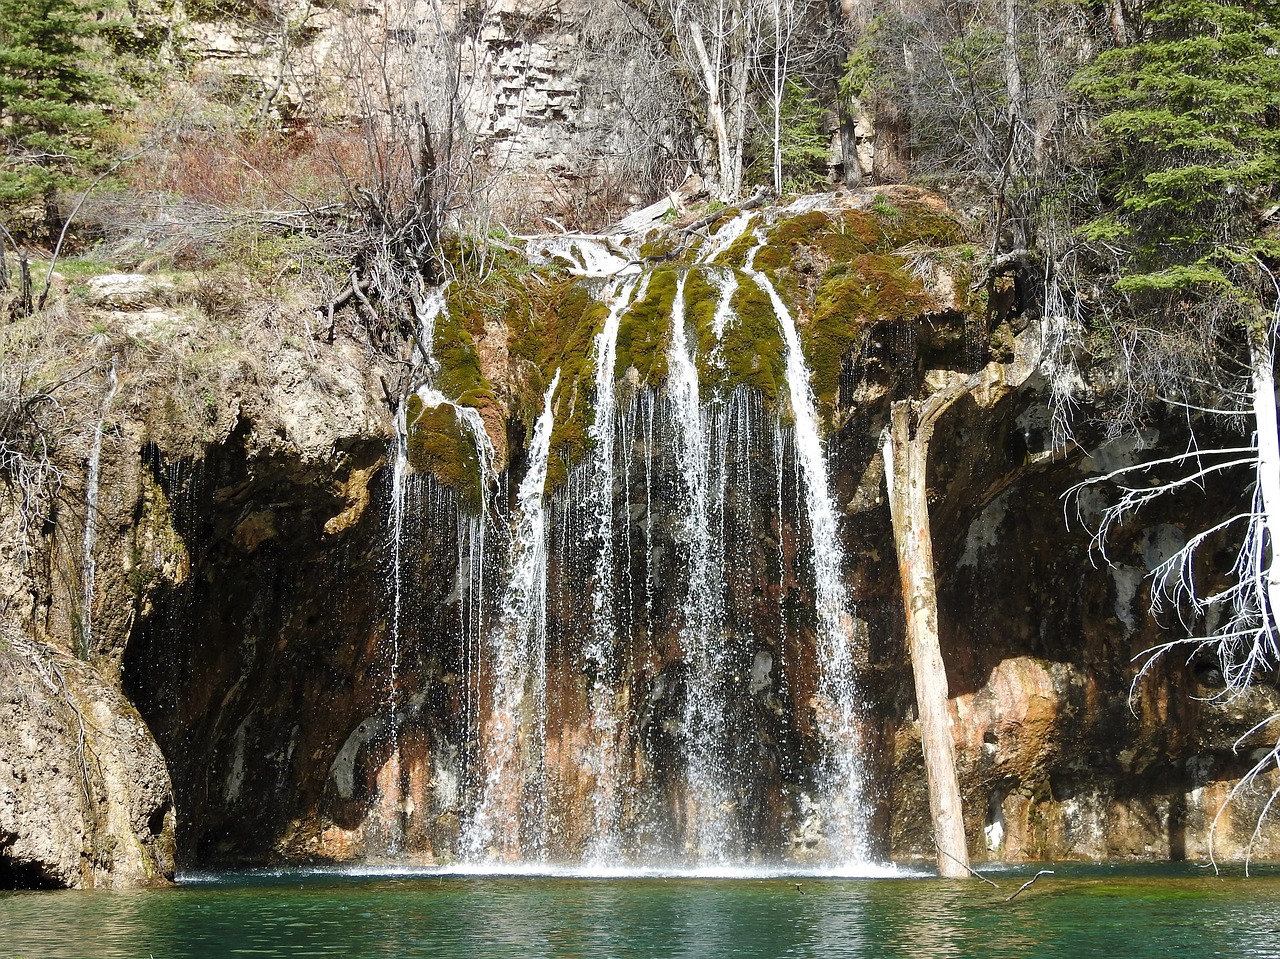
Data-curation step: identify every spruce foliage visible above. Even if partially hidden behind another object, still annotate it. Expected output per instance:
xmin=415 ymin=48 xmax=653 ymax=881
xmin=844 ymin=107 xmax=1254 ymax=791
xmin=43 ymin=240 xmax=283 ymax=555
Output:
xmin=0 ymin=0 xmax=120 ymax=216
xmin=1072 ymin=0 xmax=1280 ymax=303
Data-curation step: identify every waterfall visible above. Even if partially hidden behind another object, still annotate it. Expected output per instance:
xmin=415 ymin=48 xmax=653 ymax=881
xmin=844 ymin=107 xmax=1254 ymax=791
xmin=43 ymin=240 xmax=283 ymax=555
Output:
xmin=387 ymin=397 xmax=411 ymax=719
xmin=526 ymin=235 xmax=636 ymax=278
xmin=410 ymin=277 xmax=447 ymax=373
xmin=81 ymin=355 xmax=118 ymax=658
xmin=745 ymin=239 xmax=870 ymax=862
xmin=583 ymin=277 xmax=639 ymax=861
xmin=696 ymin=212 xmax=755 ymax=266
xmin=465 ymin=369 xmax=562 ymax=861
xmin=667 ymin=272 xmax=736 ymax=858
xmin=355 ymin=213 xmax=882 ymax=869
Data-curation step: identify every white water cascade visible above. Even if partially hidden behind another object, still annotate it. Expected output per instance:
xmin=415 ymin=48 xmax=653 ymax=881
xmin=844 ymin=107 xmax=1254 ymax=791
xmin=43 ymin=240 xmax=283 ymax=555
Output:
xmin=465 ymin=369 xmax=562 ymax=861
xmin=410 ymin=277 xmax=447 ymax=373
xmin=744 ymin=238 xmax=870 ymax=862
xmin=365 ymin=213 xmax=880 ymax=869
xmin=666 ymin=272 xmax=737 ymax=858
xmin=81 ymin=355 xmax=118 ymax=658
xmin=583 ymin=276 xmax=640 ymax=861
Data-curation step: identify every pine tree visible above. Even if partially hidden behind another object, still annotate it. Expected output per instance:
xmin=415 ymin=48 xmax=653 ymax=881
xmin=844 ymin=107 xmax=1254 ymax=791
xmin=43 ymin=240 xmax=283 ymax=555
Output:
xmin=0 ymin=0 xmax=119 ymax=232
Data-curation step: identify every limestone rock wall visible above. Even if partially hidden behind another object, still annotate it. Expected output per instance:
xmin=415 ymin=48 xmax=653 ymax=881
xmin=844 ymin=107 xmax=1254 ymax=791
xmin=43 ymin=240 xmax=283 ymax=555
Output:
xmin=0 ymin=282 xmax=392 ymax=886
xmin=180 ymin=0 xmax=635 ymax=216
xmin=0 ymin=637 xmax=175 ymax=888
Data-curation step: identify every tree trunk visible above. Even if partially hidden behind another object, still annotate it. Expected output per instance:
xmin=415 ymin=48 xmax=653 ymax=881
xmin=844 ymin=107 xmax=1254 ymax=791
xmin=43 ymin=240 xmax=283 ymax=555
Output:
xmin=727 ymin=0 xmax=749 ymax=198
xmin=884 ymin=400 xmax=969 ymax=878
xmin=836 ymin=101 xmax=863 ymax=188
xmin=687 ymin=20 xmax=733 ymax=200
xmin=827 ymin=0 xmax=862 ymax=187
xmin=12 ymin=252 xmax=33 ymax=319
xmin=1250 ymin=325 xmax=1280 ymax=623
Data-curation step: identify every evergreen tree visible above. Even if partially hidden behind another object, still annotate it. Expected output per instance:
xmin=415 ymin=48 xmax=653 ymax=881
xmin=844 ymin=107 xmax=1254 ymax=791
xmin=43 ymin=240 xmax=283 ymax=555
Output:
xmin=1072 ymin=0 xmax=1280 ymax=302
xmin=0 ymin=0 xmax=119 ymax=232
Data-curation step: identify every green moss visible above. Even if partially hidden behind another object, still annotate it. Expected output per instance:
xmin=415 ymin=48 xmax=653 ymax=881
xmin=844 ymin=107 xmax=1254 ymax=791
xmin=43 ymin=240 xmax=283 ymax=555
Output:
xmin=616 ymin=268 xmax=677 ymax=386
xmin=759 ymin=205 xmax=966 ymax=275
xmin=804 ymin=253 xmax=929 ymax=417
xmin=543 ymin=283 xmax=611 ymax=491
xmin=715 ymin=278 xmax=786 ymax=405
xmin=883 ymin=200 xmax=966 ymax=248
xmin=448 ymin=273 xmax=523 ymax=339
xmin=432 ymin=303 xmax=497 ymax=411
xmin=405 ymin=394 xmax=483 ymax=514
xmin=686 ymin=266 xmax=723 ymax=388
xmin=639 ymin=233 xmax=680 ymax=260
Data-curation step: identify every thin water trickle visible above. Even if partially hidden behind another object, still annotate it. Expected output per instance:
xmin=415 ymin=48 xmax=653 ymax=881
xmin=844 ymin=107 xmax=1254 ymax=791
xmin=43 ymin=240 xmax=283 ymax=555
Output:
xmin=410 ymin=277 xmax=447 ymax=374
xmin=81 ymin=355 xmax=119 ymax=658
xmin=707 ymin=267 xmax=739 ymax=373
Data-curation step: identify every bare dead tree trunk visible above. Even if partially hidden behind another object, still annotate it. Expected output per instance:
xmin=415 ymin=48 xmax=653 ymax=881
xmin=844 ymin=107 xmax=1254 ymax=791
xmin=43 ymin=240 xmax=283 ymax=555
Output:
xmin=1249 ymin=324 xmax=1280 ymax=622
xmin=884 ymin=395 xmax=969 ymax=878
xmin=687 ymin=20 xmax=734 ymax=198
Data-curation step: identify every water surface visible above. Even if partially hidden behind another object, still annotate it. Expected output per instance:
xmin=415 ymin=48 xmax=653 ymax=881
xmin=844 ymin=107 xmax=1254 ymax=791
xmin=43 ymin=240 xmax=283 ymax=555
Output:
xmin=3 ymin=864 xmax=1278 ymax=958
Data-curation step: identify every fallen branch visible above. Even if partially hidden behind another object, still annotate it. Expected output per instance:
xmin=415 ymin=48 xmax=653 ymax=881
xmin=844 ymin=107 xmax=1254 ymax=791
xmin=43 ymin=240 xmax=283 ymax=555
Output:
xmin=319 ymin=275 xmax=375 ymax=342
xmin=1005 ymin=870 xmax=1054 ymax=902
xmin=681 ymin=185 xmax=773 ymax=237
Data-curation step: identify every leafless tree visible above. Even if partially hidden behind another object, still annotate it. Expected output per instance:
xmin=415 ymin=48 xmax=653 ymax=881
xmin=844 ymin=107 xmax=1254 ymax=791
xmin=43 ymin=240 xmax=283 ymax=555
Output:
xmin=1068 ymin=285 xmax=1280 ymax=866
xmin=299 ymin=0 xmax=508 ymax=351
xmin=595 ymin=0 xmax=840 ymax=200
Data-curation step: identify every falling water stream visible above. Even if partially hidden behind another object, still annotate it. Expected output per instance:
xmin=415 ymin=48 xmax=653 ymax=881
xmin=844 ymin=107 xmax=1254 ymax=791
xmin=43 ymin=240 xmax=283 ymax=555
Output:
xmin=745 ymin=236 xmax=868 ymax=860
xmin=667 ymin=272 xmax=736 ymax=858
xmin=378 ymin=219 xmax=871 ymax=869
xmin=466 ymin=370 xmax=562 ymax=860
xmin=582 ymin=276 xmax=640 ymax=862
xmin=81 ymin=355 xmax=119 ymax=658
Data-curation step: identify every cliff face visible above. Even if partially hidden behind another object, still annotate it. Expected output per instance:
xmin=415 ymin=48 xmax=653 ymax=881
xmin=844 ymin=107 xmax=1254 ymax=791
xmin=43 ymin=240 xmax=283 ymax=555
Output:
xmin=0 ymin=280 xmax=391 ymax=885
xmin=2 ymin=190 xmax=1276 ymax=887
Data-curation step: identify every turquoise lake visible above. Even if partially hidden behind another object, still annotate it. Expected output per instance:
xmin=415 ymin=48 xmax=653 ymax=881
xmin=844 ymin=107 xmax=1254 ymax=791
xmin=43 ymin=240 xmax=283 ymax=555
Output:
xmin=3 ymin=864 xmax=1279 ymax=958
